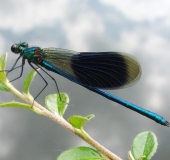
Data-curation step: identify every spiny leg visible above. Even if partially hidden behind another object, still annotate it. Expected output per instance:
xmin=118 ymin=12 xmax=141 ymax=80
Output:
xmin=9 ymin=57 xmax=25 ymax=82
xmin=7 ymin=65 xmax=23 ymax=75
xmin=0 ymin=54 xmax=22 ymax=75
xmin=33 ymin=63 xmax=63 ymax=102
xmin=28 ymin=62 xmax=48 ymax=104
xmin=6 ymin=54 xmax=22 ymax=74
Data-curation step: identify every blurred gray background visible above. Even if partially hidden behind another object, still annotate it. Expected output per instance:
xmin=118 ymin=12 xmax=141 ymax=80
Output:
xmin=0 ymin=0 xmax=170 ymax=159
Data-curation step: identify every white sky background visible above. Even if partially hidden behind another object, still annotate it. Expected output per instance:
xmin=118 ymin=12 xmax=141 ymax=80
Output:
xmin=0 ymin=0 xmax=170 ymax=159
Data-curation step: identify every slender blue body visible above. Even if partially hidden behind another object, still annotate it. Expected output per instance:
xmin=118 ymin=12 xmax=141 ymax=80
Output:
xmin=42 ymin=59 xmax=168 ymax=126
xmin=9 ymin=42 xmax=169 ymax=127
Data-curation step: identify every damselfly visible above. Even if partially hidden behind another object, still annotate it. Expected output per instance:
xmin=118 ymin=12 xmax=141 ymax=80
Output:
xmin=6 ymin=42 xmax=169 ymax=126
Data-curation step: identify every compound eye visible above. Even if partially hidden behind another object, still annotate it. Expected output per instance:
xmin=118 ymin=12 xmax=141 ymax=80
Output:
xmin=11 ymin=44 xmax=20 ymax=54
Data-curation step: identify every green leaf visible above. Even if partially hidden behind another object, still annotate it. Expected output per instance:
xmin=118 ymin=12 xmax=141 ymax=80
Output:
xmin=0 ymin=53 xmax=6 ymax=71
xmin=45 ymin=93 xmax=69 ymax=116
xmin=0 ymin=53 xmax=10 ymax=92
xmin=56 ymin=146 xmax=103 ymax=160
xmin=0 ymin=101 xmax=32 ymax=109
xmin=0 ymin=101 xmax=46 ymax=115
xmin=68 ymin=114 xmax=94 ymax=130
xmin=0 ymin=81 xmax=10 ymax=92
xmin=24 ymin=68 xmax=39 ymax=95
xmin=131 ymin=131 xmax=158 ymax=160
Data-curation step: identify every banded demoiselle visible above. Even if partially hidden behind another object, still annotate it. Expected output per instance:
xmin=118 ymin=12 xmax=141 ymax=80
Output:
xmin=7 ymin=42 xmax=169 ymax=127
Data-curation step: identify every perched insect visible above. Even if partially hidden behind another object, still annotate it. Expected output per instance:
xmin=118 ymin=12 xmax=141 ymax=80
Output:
xmin=7 ymin=42 xmax=169 ymax=126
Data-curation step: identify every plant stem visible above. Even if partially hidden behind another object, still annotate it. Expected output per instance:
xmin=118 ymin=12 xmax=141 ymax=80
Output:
xmin=5 ymin=81 xmax=122 ymax=160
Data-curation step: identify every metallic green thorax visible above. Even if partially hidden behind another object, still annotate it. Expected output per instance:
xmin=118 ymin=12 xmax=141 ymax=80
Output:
xmin=23 ymin=47 xmax=42 ymax=63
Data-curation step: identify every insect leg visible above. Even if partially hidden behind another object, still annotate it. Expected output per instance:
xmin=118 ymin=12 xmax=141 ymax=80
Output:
xmin=33 ymin=63 xmax=63 ymax=102
xmin=9 ymin=57 xmax=25 ymax=82
xmin=6 ymin=54 xmax=22 ymax=73
xmin=28 ymin=62 xmax=48 ymax=102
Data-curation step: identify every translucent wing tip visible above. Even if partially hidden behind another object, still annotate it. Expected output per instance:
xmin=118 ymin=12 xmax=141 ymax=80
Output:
xmin=118 ymin=52 xmax=142 ymax=88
